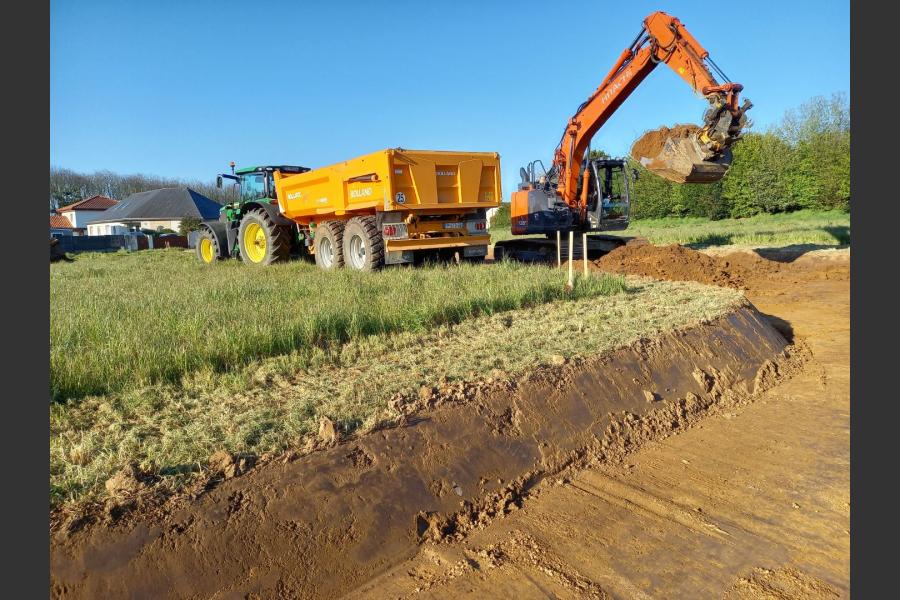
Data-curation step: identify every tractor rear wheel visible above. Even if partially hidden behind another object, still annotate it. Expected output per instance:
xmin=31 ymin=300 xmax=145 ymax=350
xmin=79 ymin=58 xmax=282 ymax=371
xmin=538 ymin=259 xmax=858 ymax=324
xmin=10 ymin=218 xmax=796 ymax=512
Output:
xmin=314 ymin=220 xmax=345 ymax=270
xmin=238 ymin=209 xmax=292 ymax=266
xmin=342 ymin=216 xmax=384 ymax=271
xmin=195 ymin=228 xmax=220 ymax=264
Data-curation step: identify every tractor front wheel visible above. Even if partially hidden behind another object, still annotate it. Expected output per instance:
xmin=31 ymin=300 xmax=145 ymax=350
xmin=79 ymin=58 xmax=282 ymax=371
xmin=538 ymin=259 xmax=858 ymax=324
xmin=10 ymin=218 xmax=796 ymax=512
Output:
xmin=195 ymin=228 xmax=220 ymax=264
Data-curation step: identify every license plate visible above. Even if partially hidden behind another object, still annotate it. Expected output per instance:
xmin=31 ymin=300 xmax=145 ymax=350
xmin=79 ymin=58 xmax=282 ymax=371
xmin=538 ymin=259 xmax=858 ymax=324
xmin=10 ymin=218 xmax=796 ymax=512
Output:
xmin=443 ymin=222 xmax=464 ymax=229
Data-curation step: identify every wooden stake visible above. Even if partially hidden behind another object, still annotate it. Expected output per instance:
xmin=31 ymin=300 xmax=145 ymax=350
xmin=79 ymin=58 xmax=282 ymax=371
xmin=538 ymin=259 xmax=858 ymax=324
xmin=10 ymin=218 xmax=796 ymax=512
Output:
xmin=583 ymin=232 xmax=588 ymax=277
xmin=556 ymin=230 xmax=561 ymax=268
xmin=567 ymin=231 xmax=574 ymax=288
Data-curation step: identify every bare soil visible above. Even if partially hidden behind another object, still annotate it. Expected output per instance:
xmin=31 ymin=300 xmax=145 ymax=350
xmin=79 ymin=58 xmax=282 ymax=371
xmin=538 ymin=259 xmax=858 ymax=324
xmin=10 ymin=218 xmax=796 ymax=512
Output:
xmin=50 ymin=243 xmax=850 ymax=599
xmin=353 ymin=245 xmax=850 ymax=598
xmin=630 ymin=124 xmax=718 ymax=183
xmin=594 ymin=240 xmax=849 ymax=290
xmin=630 ymin=124 xmax=701 ymax=161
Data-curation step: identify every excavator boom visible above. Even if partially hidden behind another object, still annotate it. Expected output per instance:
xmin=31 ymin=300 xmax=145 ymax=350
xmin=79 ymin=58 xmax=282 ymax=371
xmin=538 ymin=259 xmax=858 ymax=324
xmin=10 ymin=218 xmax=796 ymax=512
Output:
xmin=554 ymin=11 xmax=751 ymax=206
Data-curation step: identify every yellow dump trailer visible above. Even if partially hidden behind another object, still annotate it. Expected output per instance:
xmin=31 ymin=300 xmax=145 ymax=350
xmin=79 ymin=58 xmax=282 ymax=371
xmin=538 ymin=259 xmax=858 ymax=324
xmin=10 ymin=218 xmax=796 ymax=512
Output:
xmin=272 ymin=148 xmax=501 ymax=270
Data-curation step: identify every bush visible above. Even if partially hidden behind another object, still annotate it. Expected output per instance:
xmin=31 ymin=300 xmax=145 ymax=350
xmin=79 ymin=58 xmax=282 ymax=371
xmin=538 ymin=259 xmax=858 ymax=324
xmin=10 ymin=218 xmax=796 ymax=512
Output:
xmin=491 ymin=203 xmax=510 ymax=229
xmin=179 ymin=217 xmax=203 ymax=236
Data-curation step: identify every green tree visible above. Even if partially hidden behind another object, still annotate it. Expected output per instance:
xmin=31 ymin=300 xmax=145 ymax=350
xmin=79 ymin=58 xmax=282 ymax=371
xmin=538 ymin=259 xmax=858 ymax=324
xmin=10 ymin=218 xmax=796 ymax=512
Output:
xmin=722 ymin=132 xmax=798 ymax=217
xmin=628 ymin=159 xmax=674 ymax=219
xmin=178 ymin=217 xmax=203 ymax=236
xmin=776 ymin=92 xmax=850 ymax=211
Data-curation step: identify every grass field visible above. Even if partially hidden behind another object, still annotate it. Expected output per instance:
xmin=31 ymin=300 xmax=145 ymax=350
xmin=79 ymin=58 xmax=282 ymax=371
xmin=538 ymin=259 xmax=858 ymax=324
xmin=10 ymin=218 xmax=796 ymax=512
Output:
xmin=51 ymin=250 xmax=741 ymax=507
xmin=490 ymin=209 xmax=850 ymax=247
xmin=51 ymin=251 xmax=625 ymax=402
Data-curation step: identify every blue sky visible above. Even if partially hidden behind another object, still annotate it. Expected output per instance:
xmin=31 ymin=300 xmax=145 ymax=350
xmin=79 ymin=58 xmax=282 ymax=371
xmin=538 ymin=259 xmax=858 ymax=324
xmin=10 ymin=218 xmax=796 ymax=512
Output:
xmin=51 ymin=0 xmax=849 ymax=197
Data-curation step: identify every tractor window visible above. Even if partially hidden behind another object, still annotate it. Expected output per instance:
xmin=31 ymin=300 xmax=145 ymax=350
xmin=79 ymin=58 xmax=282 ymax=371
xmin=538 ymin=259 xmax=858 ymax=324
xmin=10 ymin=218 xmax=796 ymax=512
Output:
xmin=266 ymin=172 xmax=278 ymax=199
xmin=240 ymin=173 xmax=265 ymax=201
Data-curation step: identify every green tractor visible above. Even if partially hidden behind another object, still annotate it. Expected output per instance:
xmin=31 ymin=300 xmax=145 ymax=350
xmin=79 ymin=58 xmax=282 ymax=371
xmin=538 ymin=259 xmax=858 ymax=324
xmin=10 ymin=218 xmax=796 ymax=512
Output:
xmin=195 ymin=163 xmax=311 ymax=266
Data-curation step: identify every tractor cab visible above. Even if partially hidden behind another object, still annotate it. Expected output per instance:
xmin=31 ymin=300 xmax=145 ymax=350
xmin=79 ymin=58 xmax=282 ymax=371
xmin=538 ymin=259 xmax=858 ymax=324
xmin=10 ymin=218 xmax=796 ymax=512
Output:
xmin=216 ymin=164 xmax=310 ymax=205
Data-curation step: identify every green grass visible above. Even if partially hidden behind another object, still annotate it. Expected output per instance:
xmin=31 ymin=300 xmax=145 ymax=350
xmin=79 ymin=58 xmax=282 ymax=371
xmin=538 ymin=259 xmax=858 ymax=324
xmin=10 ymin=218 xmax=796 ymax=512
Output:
xmin=51 ymin=250 xmax=625 ymax=402
xmin=489 ymin=209 xmax=850 ymax=248
xmin=51 ymin=259 xmax=741 ymax=508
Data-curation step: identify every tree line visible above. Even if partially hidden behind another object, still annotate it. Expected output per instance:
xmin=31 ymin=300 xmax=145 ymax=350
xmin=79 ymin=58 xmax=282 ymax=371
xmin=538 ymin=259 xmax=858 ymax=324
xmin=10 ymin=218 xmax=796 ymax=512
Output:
xmin=627 ymin=92 xmax=850 ymax=219
xmin=49 ymin=168 xmax=230 ymax=208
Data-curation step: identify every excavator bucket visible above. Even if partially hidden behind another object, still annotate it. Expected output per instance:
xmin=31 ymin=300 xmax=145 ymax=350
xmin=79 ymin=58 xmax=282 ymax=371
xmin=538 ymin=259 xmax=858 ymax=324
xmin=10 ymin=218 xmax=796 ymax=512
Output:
xmin=630 ymin=124 xmax=732 ymax=184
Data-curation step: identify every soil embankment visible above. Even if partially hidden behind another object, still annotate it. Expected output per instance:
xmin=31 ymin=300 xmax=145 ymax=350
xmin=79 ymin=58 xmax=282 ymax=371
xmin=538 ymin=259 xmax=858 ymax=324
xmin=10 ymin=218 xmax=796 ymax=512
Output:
xmin=51 ymin=306 xmax=789 ymax=599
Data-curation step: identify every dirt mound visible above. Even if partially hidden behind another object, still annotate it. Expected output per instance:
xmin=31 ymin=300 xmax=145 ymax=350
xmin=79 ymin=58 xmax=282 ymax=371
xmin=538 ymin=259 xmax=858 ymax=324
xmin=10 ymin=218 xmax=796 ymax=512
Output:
xmin=593 ymin=241 xmax=850 ymax=290
xmin=595 ymin=242 xmax=775 ymax=288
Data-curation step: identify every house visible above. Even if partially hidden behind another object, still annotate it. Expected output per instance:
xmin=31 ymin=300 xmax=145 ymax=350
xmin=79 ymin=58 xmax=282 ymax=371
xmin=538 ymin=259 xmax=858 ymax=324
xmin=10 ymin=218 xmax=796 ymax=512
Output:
xmin=50 ymin=213 xmax=84 ymax=236
xmin=485 ymin=206 xmax=499 ymax=229
xmin=57 ymin=195 xmax=119 ymax=229
xmin=86 ymin=187 xmax=221 ymax=236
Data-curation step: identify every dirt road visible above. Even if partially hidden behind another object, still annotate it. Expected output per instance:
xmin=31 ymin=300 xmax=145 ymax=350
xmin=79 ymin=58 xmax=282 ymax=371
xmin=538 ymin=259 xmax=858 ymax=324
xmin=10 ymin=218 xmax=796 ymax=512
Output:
xmin=50 ymin=245 xmax=850 ymax=599
xmin=351 ymin=246 xmax=851 ymax=598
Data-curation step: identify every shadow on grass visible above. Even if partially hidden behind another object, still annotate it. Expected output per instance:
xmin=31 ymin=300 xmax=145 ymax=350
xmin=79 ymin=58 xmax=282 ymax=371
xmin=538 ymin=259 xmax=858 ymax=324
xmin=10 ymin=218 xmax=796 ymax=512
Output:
xmin=825 ymin=225 xmax=851 ymax=245
xmin=753 ymin=243 xmax=849 ymax=263
xmin=159 ymin=463 xmax=201 ymax=477
xmin=684 ymin=233 xmax=735 ymax=249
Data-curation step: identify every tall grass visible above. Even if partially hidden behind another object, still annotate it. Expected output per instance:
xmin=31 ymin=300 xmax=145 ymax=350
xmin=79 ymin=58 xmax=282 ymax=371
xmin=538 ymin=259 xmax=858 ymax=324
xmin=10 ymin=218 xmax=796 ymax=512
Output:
xmin=50 ymin=250 xmax=625 ymax=401
xmin=489 ymin=209 xmax=850 ymax=247
xmin=624 ymin=210 xmax=850 ymax=247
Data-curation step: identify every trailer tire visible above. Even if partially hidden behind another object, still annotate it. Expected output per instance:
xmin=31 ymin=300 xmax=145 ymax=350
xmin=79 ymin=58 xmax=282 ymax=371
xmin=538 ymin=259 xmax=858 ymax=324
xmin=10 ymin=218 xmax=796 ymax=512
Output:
xmin=195 ymin=228 xmax=220 ymax=264
xmin=342 ymin=217 xmax=384 ymax=271
xmin=238 ymin=209 xmax=292 ymax=266
xmin=315 ymin=220 xmax=345 ymax=270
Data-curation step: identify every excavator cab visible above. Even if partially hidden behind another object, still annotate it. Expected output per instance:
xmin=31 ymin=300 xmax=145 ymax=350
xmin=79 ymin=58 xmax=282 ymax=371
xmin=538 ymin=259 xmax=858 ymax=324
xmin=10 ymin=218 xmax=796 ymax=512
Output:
xmin=510 ymin=158 xmax=631 ymax=235
xmin=584 ymin=158 xmax=631 ymax=232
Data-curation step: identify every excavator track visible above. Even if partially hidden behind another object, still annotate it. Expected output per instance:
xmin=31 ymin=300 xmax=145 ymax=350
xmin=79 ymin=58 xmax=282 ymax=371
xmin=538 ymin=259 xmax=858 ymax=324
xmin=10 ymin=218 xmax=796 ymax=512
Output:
xmin=493 ymin=234 xmax=629 ymax=263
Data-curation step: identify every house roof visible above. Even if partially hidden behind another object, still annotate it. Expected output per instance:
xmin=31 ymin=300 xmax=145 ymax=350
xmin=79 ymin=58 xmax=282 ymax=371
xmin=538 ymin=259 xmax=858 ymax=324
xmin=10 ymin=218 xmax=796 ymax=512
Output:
xmin=87 ymin=188 xmax=222 ymax=225
xmin=58 ymin=195 xmax=118 ymax=212
xmin=50 ymin=214 xmax=74 ymax=229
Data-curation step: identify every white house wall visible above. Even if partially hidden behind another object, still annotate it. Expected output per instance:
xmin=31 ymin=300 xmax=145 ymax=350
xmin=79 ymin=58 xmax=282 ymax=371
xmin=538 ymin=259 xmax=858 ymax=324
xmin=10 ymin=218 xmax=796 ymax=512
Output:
xmin=87 ymin=223 xmax=129 ymax=236
xmin=63 ymin=210 xmax=109 ymax=229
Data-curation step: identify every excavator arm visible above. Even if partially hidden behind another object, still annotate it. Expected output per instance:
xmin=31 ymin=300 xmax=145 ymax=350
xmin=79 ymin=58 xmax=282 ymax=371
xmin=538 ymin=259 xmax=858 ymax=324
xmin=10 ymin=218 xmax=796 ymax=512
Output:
xmin=554 ymin=11 xmax=751 ymax=207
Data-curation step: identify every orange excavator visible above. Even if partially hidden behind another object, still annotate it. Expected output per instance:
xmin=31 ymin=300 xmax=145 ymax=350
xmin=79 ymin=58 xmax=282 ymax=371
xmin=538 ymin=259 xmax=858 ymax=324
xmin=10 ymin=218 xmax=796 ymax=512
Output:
xmin=497 ymin=11 xmax=750 ymax=259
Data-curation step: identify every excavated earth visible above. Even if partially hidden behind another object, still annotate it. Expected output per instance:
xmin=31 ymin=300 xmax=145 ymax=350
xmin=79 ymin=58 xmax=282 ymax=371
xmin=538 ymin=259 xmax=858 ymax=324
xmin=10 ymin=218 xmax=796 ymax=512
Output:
xmin=50 ymin=242 xmax=850 ymax=599
xmin=630 ymin=124 xmax=709 ymax=183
